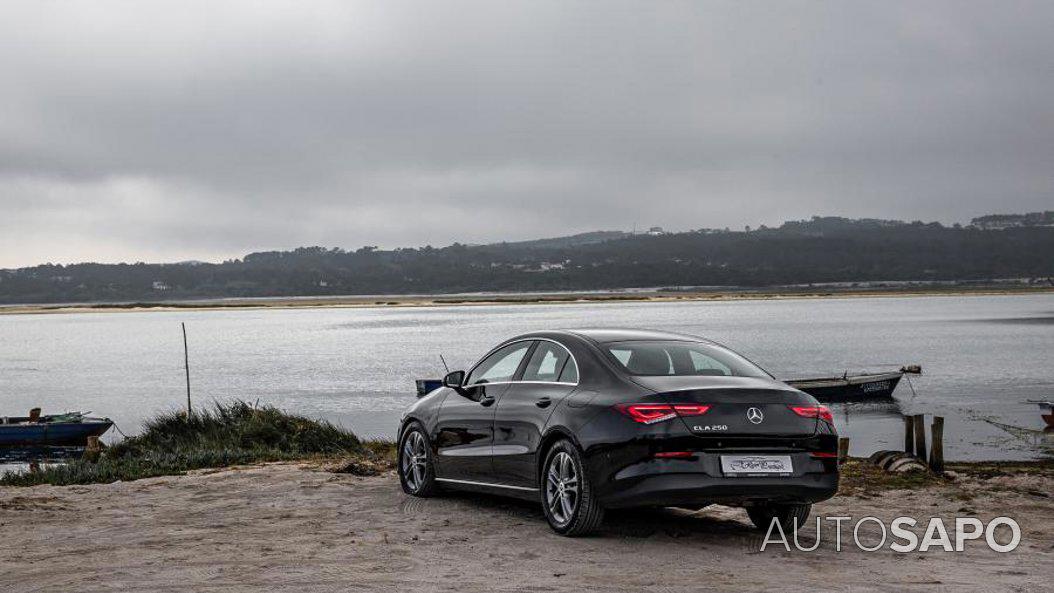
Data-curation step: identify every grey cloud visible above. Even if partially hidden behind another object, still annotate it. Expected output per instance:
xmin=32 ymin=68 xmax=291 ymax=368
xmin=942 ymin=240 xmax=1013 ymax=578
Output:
xmin=1 ymin=1 xmax=1052 ymax=266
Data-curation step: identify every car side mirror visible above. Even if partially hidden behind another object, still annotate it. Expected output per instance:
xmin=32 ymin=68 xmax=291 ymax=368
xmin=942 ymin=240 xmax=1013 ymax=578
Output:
xmin=443 ymin=370 xmax=465 ymax=390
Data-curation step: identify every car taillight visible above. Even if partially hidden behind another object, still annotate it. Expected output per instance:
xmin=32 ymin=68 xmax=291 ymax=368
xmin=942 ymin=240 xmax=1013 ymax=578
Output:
xmin=616 ymin=404 xmax=676 ymax=424
xmin=790 ymin=405 xmax=834 ymax=423
xmin=672 ymin=404 xmax=711 ymax=416
xmin=654 ymin=451 xmax=696 ymax=459
xmin=616 ymin=403 xmax=711 ymax=424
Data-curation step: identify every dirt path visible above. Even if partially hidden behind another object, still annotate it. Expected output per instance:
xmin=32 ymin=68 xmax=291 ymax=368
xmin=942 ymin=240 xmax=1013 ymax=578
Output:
xmin=2 ymin=464 xmax=1051 ymax=592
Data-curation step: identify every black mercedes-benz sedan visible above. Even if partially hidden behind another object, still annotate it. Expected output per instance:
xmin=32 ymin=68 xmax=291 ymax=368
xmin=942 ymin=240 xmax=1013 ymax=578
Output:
xmin=398 ymin=329 xmax=839 ymax=536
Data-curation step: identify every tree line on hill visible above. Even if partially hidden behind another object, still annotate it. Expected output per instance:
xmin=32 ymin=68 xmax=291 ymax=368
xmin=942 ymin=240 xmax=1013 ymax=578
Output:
xmin=2 ymin=215 xmax=1053 ymax=304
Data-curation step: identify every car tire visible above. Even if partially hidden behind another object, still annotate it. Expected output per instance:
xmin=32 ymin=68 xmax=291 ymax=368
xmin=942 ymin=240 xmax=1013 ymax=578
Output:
xmin=541 ymin=439 xmax=604 ymax=536
xmin=398 ymin=422 xmax=441 ymax=497
xmin=746 ymin=502 xmax=812 ymax=533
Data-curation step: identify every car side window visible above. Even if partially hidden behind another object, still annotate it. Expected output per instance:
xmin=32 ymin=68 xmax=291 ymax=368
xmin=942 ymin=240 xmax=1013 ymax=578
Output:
xmin=465 ymin=342 xmax=532 ymax=385
xmin=557 ymin=356 xmax=579 ymax=383
xmin=522 ymin=342 xmax=572 ymax=383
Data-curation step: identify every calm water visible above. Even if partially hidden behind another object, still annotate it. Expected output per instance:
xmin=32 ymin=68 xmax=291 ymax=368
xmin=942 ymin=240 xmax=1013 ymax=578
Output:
xmin=2 ymin=294 xmax=1052 ymax=465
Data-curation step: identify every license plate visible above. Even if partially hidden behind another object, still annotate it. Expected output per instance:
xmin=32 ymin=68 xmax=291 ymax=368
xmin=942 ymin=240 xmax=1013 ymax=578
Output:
xmin=720 ymin=455 xmax=793 ymax=475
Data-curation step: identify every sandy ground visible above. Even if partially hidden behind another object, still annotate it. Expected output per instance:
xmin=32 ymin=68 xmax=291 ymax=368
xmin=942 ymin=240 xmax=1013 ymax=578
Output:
xmin=2 ymin=464 xmax=1051 ymax=593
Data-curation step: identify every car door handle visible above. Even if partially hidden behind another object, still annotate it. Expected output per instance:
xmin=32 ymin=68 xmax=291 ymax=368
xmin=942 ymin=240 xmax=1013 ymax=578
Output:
xmin=535 ymin=397 xmax=552 ymax=408
xmin=479 ymin=395 xmax=495 ymax=407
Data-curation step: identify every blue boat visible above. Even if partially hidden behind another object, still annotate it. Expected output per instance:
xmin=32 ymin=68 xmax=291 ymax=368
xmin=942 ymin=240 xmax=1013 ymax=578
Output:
xmin=415 ymin=379 xmax=443 ymax=397
xmin=0 ymin=411 xmax=113 ymax=446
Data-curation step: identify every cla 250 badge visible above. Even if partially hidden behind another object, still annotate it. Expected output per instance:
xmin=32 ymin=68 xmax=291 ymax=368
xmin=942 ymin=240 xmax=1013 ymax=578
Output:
xmin=693 ymin=425 xmax=728 ymax=431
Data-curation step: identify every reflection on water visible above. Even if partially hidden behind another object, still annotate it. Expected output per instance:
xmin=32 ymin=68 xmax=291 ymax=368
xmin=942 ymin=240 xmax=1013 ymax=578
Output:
xmin=829 ymin=400 xmax=1054 ymax=459
xmin=1 ymin=293 xmax=1052 ymax=461
xmin=0 ymin=446 xmax=84 ymax=474
xmin=828 ymin=401 xmax=905 ymax=457
xmin=975 ymin=315 xmax=1054 ymax=325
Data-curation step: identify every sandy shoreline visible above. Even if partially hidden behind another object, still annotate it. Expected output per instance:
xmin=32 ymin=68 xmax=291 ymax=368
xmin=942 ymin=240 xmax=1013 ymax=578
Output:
xmin=2 ymin=286 xmax=1051 ymax=316
xmin=2 ymin=462 xmax=1051 ymax=592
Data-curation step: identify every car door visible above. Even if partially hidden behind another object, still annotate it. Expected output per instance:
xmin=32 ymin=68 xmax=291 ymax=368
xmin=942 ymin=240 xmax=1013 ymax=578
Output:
xmin=434 ymin=341 xmax=532 ymax=483
xmin=491 ymin=340 xmax=580 ymax=488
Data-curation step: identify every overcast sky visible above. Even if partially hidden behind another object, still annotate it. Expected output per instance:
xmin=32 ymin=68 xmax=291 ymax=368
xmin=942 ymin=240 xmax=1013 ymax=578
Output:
xmin=2 ymin=1 xmax=1052 ymax=267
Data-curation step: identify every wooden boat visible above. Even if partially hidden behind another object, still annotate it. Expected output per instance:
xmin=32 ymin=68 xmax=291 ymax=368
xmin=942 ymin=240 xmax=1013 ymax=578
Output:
xmin=0 ymin=411 xmax=113 ymax=446
xmin=1028 ymin=401 xmax=1054 ymax=428
xmin=786 ymin=371 xmax=907 ymax=402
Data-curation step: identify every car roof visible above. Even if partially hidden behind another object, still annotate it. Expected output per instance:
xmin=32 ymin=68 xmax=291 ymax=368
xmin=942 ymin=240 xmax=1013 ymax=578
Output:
xmin=515 ymin=328 xmax=715 ymax=345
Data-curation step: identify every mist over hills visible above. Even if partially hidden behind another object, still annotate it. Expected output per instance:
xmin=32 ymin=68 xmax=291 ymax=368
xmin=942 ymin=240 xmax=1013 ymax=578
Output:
xmin=2 ymin=214 xmax=1052 ymax=305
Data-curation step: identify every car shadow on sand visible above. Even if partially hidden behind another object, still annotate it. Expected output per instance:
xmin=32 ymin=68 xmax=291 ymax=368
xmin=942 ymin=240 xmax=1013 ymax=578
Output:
xmin=425 ymin=489 xmax=767 ymax=545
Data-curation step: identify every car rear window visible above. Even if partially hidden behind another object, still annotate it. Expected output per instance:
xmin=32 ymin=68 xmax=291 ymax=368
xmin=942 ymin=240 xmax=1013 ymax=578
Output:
xmin=604 ymin=341 xmax=770 ymax=378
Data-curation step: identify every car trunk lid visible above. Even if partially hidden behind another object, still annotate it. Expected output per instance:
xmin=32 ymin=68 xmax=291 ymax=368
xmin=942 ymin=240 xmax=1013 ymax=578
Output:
xmin=630 ymin=376 xmax=820 ymax=438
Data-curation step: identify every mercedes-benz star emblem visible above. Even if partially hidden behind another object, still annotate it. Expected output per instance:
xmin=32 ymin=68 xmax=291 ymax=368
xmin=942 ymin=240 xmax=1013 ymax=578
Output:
xmin=746 ymin=407 xmax=764 ymax=424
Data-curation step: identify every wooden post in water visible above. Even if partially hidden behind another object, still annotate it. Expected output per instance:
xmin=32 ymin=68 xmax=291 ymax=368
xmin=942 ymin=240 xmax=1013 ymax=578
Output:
xmin=837 ymin=437 xmax=850 ymax=465
xmin=929 ymin=416 xmax=944 ymax=473
xmin=182 ymin=322 xmax=192 ymax=415
xmin=913 ymin=414 xmax=927 ymax=463
xmin=903 ymin=416 xmax=915 ymax=455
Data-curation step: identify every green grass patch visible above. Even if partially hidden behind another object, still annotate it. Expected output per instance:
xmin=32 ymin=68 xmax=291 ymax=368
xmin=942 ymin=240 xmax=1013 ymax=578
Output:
xmin=1 ymin=401 xmax=371 ymax=487
xmin=838 ymin=459 xmax=944 ymax=497
xmin=837 ymin=458 xmax=1054 ymax=499
xmin=944 ymin=460 xmax=1054 ymax=480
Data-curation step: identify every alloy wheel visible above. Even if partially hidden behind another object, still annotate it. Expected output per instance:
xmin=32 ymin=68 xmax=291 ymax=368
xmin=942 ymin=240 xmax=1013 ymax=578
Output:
xmin=545 ymin=451 xmax=580 ymax=526
xmin=401 ymin=430 xmax=428 ymax=492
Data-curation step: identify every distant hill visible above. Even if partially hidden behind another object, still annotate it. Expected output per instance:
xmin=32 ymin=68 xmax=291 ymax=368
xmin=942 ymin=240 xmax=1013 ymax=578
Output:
xmin=970 ymin=211 xmax=1054 ymax=230
xmin=489 ymin=230 xmax=631 ymax=250
xmin=1 ymin=215 xmax=1053 ymax=304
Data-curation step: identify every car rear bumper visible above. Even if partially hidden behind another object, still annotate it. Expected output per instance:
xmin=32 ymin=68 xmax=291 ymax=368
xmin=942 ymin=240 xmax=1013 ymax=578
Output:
xmin=594 ymin=453 xmax=839 ymax=509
